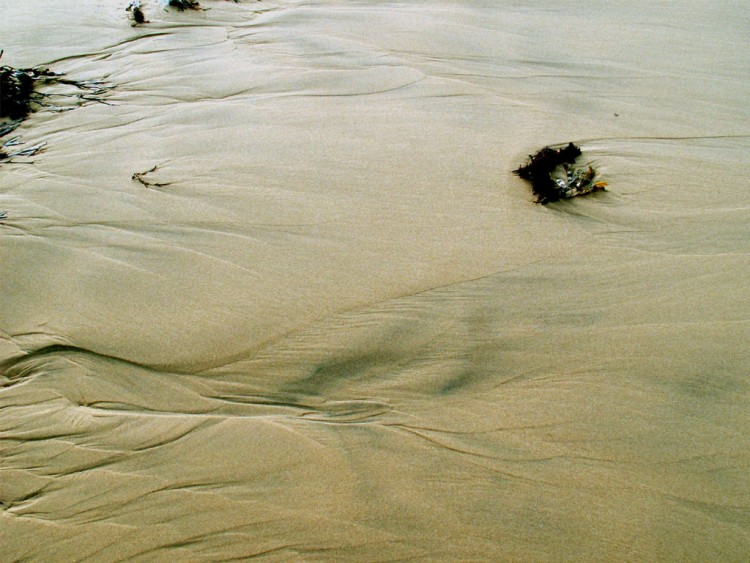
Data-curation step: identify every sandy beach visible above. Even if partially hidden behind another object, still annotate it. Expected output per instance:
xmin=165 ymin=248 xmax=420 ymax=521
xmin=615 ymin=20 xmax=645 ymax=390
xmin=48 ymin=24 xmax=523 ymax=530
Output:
xmin=1 ymin=0 xmax=749 ymax=560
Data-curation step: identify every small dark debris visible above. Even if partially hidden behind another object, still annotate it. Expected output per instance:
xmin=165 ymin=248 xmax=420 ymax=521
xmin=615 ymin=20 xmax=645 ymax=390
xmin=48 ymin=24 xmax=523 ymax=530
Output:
xmin=513 ymin=142 xmax=607 ymax=204
xmin=1 ymin=121 xmax=46 ymax=163
xmin=126 ymin=1 xmax=149 ymax=25
xmin=166 ymin=0 xmax=203 ymax=10
xmin=0 ymin=140 xmax=46 ymax=162
xmin=132 ymin=165 xmax=171 ymax=188
xmin=0 ymin=121 xmax=21 ymax=138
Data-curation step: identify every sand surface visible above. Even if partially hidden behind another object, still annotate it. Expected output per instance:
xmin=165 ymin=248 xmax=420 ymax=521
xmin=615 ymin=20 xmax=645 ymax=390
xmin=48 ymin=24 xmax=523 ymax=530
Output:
xmin=1 ymin=0 xmax=749 ymax=560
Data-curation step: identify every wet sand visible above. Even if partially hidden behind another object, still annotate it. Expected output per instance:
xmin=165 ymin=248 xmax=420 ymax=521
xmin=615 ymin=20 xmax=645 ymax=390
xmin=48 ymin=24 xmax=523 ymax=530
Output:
xmin=1 ymin=0 xmax=749 ymax=560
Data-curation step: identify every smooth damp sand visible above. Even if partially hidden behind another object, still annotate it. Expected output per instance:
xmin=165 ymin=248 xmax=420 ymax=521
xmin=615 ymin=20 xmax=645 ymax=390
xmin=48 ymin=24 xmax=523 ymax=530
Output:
xmin=1 ymin=0 xmax=749 ymax=560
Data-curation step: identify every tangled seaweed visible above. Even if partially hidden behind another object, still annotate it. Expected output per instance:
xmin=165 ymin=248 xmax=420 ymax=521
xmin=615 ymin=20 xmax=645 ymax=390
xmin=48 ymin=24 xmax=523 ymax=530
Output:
xmin=0 ymin=136 xmax=46 ymax=163
xmin=126 ymin=1 xmax=149 ymax=25
xmin=0 ymin=120 xmax=46 ymax=163
xmin=1 ymin=54 xmax=58 ymax=120
xmin=513 ymin=142 xmax=607 ymax=204
xmin=0 ymin=126 xmax=45 ymax=162
xmin=130 ymin=1 xmax=244 ymax=26
xmin=131 ymin=165 xmax=171 ymax=188
xmin=164 ymin=0 xmax=203 ymax=10
xmin=0 ymin=51 xmax=111 ymax=166
xmin=162 ymin=0 xmax=241 ymax=11
xmin=0 ymin=51 xmax=110 ymax=120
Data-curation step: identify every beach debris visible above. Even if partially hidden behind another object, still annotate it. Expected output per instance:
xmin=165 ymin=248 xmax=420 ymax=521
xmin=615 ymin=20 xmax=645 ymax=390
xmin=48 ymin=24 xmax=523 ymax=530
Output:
xmin=0 ymin=50 xmax=111 ymax=120
xmin=1 ymin=51 xmax=57 ymax=120
xmin=0 ymin=122 xmax=47 ymax=163
xmin=154 ymin=0 xmax=250 ymax=16
xmin=1 ymin=51 xmax=112 ymax=165
xmin=513 ymin=142 xmax=607 ymax=204
xmin=0 ymin=121 xmax=21 ymax=139
xmin=10 ymin=142 xmax=47 ymax=158
xmin=161 ymin=0 xmax=203 ymax=10
xmin=132 ymin=165 xmax=171 ymax=188
xmin=126 ymin=1 xmax=149 ymax=25
xmin=0 ymin=139 xmax=47 ymax=162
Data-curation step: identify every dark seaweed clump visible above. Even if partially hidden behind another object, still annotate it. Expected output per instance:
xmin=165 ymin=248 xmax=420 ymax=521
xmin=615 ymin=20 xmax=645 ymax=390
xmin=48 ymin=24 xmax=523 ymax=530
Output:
xmin=1 ymin=51 xmax=110 ymax=164
xmin=168 ymin=0 xmax=203 ymax=10
xmin=1 ymin=50 xmax=110 ymax=121
xmin=513 ymin=142 xmax=582 ymax=204
xmin=0 ymin=53 xmax=60 ymax=120
xmin=513 ymin=142 xmax=607 ymax=204
xmin=126 ymin=1 xmax=149 ymax=25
